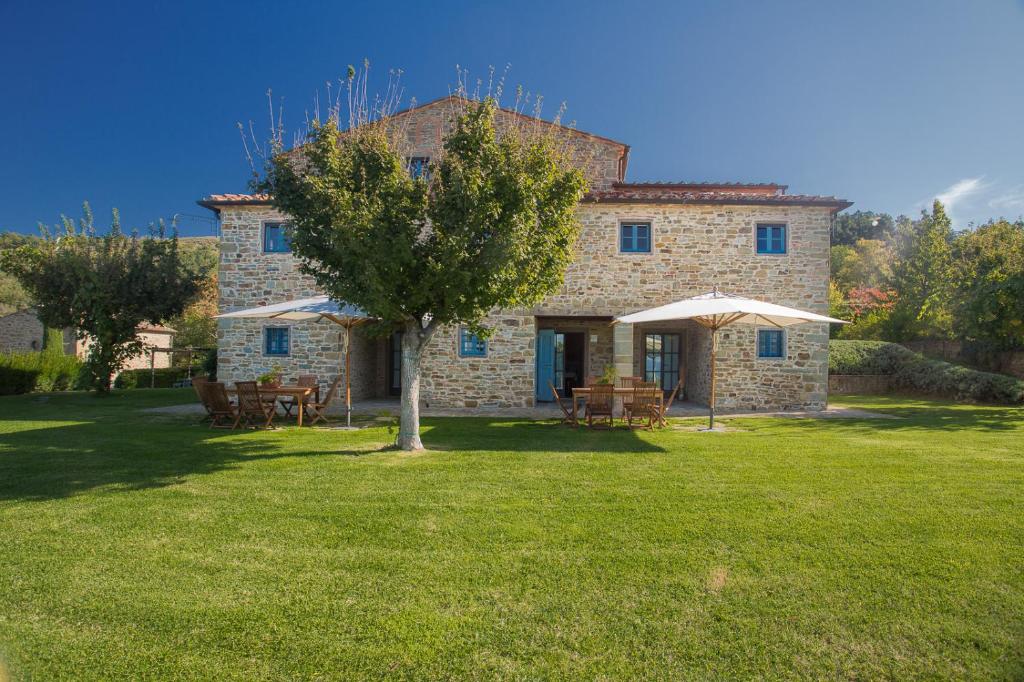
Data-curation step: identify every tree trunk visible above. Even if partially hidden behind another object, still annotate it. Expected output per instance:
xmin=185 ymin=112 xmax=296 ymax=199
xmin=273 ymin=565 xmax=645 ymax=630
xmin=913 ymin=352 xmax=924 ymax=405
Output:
xmin=397 ymin=322 xmax=428 ymax=450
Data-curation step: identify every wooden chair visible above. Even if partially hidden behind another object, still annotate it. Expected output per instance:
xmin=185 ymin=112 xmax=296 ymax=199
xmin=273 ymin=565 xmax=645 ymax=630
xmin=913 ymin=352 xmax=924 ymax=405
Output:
xmin=192 ymin=375 xmax=212 ymax=422
xmin=656 ymin=378 xmax=685 ymax=426
xmin=548 ymin=380 xmax=577 ymax=427
xmin=280 ymin=374 xmax=319 ymax=417
xmin=302 ymin=375 xmax=344 ymax=426
xmin=234 ymin=381 xmax=276 ymax=429
xmin=627 ymin=383 xmax=660 ymax=430
xmin=204 ymin=381 xmax=239 ymax=429
xmin=619 ymin=376 xmax=643 ymax=423
xmin=585 ymin=383 xmax=615 ymax=428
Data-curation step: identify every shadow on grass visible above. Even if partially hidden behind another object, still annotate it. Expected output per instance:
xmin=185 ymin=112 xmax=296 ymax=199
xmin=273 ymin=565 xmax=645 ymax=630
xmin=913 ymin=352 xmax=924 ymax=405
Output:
xmin=782 ymin=399 xmax=1024 ymax=434
xmin=421 ymin=417 xmax=666 ymax=454
xmin=0 ymin=400 xmax=664 ymax=502
xmin=0 ymin=397 xmax=405 ymax=502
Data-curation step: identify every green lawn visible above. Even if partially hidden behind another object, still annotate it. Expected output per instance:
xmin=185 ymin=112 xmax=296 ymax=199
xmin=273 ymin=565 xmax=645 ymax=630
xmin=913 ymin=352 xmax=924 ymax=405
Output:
xmin=0 ymin=390 xmax=1022 ymax=679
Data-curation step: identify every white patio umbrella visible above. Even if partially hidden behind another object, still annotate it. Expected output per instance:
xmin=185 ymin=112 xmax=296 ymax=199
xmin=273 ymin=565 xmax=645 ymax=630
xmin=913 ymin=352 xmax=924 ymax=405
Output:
xmin=616 ymin=288 xmax=847 ymax=430
xmin=216 ymin=295 xmax=374 ymax=427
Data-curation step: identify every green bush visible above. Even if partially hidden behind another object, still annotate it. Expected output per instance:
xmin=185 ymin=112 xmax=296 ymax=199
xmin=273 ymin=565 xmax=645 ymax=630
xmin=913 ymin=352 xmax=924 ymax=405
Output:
xmin=830 ymin=340 xmax=1024 ymax=404
xmin=114 ymin=367 xmax=202 ymax=389
xmin=202 ymin=349 xmax=217 ymax=381
xmin=0 ymin=350 xmax=85 ymax=395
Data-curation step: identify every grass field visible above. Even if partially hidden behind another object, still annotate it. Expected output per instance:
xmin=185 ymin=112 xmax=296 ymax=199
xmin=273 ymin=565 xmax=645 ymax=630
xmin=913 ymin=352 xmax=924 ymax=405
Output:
xmin=0 ymin=389 xmax=1022 ymax=679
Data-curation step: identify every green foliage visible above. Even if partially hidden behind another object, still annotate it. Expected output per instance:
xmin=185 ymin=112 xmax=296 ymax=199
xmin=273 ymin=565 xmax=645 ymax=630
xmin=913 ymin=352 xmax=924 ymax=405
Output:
xmin=829 ymin=340 xmax=1024 ymax=404
xmin=831 ymin=210 xmax=895 ymax=246
xmin=0 ymin=350 xmax=85 ymax=394
xmin=0 ymin=204 xmax=201 ymax=393
xmin=951 ymin=219 xmax=1024 ymax=351
xmin=114 ymin=367 xmax=196 ymax=389
xmin=260 ymin=95 xmax=588 ymax=448
xmin=261 ymin=98 xmax=586 ymax=334
xmin=884 ymin=202 xmax=955 ymax=341
xmin=202 ymin=348 xmax=217 ymax=381
xmin=830 ymin=239 xmax=892 ymax=292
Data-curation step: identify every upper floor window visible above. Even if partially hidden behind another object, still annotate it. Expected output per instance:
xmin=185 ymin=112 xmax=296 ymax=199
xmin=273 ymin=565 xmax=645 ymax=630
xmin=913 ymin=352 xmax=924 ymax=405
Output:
xmin=459 ymin=328 xmax=487 ymax=357
xmin=263 ymin=222 xmax=292 ymax=253
xmin=264 ymin=326 xmax=290 ymax=356
xmin=407 ymin=156 xmax=431 ymax=180
xmin=620 ymin=222 xmax=651 ymax=253
xmin=756 ymin=223 xmax=787 ymax=254
xmin=757 ymin=329 xmax=784 ymax=358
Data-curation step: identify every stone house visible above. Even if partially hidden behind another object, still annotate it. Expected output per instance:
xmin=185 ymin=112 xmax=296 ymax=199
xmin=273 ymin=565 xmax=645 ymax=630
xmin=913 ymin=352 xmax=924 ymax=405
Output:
xmin=0 ymin=308 xmax=176 ymax=370
xmin=201 ymin=96 xmax=850 ymax=410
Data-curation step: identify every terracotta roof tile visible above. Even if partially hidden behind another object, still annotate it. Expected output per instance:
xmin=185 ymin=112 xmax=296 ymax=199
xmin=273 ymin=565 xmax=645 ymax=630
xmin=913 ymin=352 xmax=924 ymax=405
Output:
xmin=586 ymin=185 xmax=851 ymax=212
xmin=197 ymin=193 xmax=271 ymax=209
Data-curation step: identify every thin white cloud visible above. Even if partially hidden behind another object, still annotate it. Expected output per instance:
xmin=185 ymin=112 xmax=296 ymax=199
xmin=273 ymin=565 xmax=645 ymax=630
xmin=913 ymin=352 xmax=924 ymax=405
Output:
xmin=935 ymin=177 xmax=987 ymax=211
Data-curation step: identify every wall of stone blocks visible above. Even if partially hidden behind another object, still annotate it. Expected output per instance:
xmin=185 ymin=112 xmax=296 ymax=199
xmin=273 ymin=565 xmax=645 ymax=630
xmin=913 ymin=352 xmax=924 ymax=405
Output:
xmin=216 ymin=198 xmax=832 ymax=409
xmin=0 ymin=310 xmax=44 ymax=353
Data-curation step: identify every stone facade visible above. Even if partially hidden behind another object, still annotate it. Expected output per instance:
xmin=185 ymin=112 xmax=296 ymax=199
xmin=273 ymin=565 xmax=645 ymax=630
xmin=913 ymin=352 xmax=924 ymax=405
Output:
xmin=210 ymin=99 xmax=841 ymax=411
xmin=0 ymin=309 xmax=46 ymax=352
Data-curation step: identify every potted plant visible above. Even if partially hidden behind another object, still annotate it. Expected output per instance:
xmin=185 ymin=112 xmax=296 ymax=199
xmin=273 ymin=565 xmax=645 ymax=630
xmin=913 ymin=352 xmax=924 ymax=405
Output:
xmin=598 ymin=363 xmax=618 ymax=385
xmin=258 ymin=363 xmax=284 ymax=389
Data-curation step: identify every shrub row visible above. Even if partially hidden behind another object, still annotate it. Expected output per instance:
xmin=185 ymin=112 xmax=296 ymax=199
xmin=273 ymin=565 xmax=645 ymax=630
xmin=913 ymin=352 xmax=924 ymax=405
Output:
xmin=0 ymin=351 xmax=87 ymax=395
xmin=830 ymin=340 xmax=1024 ymax=404
xmin=114 ymin=367 xmax=203 ymax=389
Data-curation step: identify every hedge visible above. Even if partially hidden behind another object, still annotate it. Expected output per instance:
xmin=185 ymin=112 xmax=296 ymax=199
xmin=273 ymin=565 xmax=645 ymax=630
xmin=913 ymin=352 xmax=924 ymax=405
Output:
xmin=830 ymin=340 xmax=1024 ymax=404
xmin=0 ymin=351 xmax=86 ymax=395
xmin=114 ymin=367 xmax=203 ymax=389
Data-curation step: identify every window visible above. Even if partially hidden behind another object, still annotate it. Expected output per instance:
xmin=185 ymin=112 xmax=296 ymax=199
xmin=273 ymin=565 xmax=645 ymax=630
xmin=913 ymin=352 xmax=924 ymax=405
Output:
xmin=264 ymin=327 xmax=290 ymax=356
xmin=263 ymin=222 xmax=292 ymax=253
xmin=459 ymin=328 xmax=487 ymax=357
xmin=620 ymin=222 xmax=652 ymax=253
xmin=757 ymin=329 xmax=784 ymax=358
xmin=645 ymin=333 xmax=681 ymax=390
xmin=756 ymin=223 xmax=787 ymax=254
xmin=407 ymin=156 xmax=431 ymax=180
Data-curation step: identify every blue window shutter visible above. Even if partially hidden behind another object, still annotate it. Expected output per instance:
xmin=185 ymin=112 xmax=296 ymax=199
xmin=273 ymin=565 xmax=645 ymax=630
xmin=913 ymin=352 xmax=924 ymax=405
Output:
xmin=459 ymin=329 xmax=486 ymax=357
xmin=636 ymin=224 xmax=650 ymax=251
xmin=536 ymin=329 xmax=555 ymax=401
xmin=265 ymin=327 xmax=289 ymax=355
xmin=264 ymin=223 xmax=292 ymax=253
xmin=758 ymin=329 xmax=783 ymax=358
xmin=756 ymin=224 xmax=786 ymax=254
xmin=620 ymin=224 xmax=633 ymax=251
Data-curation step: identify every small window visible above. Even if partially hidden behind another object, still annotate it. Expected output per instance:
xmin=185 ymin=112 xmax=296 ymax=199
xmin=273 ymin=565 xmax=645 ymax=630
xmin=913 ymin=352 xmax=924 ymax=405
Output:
xmin=756 ymin=223 xmax=786 ymax=254
xmin=407 ymin=156 xmax=431 ymax=180
xmin=757 ymin=329 xmax=784 ymax=358
xmin=459 ymin=328 xmax=487 ymax=357
xmin=263 ymin=222 xmax=292 ymax=253
xmin=620 ymin=222 xmax=651 ymax=253
xmin=264 ymin=327 xmax=290 ymax=356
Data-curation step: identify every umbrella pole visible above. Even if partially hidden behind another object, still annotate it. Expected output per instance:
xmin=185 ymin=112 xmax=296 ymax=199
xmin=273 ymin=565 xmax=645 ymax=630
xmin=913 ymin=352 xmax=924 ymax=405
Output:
xmin=709 ymin=326 xmax=717 ymax=430
xmin=344 ymin=323 xmax=352 ymax=428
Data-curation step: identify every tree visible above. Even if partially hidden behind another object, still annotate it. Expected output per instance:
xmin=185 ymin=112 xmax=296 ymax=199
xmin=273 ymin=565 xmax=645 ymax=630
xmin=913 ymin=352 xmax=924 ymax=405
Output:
xmin=952 ymin=219 xmax=1024 ymax=350
xmin=831 ymin=210 xmax=895 ymax=246
xmin=831 ymin=239 xmax=893 ymax=293
xmin=167 ymin=238 xmax=220 ymax=355
xmin=259 ymin=94 xmax=587 ymax=450
xmin=0 ymin=204 xmax=201 ymax=392
xmin=885 ymin=201 xmax=956 ymax=340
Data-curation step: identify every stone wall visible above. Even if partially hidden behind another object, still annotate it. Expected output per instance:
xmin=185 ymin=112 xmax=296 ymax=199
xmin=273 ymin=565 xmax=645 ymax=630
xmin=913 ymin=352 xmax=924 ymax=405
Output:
xmin=0 ymin=310 xmax=44 ymax=353
xmin=398 ymin=97 xmax=627 ymax=191
xmin=216 ymin=200 xmax=832 ymax=409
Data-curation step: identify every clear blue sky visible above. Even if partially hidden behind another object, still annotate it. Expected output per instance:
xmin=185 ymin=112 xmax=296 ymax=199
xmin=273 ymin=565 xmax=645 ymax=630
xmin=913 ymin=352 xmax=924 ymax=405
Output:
xmin=2 ymin=0 xmax=1022 ymax=236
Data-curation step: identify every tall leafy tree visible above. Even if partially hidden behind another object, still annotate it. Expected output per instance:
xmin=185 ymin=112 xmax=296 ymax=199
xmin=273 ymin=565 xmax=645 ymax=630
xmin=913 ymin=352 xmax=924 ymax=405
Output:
xmin=885 ymin=200 xmax=955 ymax=340
xmin=260 ymin=97 xmax=587 ymax=450
xmin=831 ymin=210 xmax=895 ymax=246
xmin=0 ymin=204 xmax=201 ymax=392
xmin=952 ymin=219 xmax=1024 ymax=350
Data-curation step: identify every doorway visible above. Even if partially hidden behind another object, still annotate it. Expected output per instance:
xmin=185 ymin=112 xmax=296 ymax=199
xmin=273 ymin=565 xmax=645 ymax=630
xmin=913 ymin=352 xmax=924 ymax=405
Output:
xmin=644 ymin=333 xmax=681 ymax=392
xmin=536 ymin=329 xmax=586 ymax=401
xmin=387 ymin=332 xmax=402 ymax=396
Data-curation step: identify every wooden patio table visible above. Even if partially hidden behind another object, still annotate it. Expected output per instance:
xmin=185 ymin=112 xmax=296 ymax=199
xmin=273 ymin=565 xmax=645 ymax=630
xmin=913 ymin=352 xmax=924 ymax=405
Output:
xmin=571 ymin=386 xmax=666 ymax=427
xmin=228 ymin=385 xmax=316 ymax=427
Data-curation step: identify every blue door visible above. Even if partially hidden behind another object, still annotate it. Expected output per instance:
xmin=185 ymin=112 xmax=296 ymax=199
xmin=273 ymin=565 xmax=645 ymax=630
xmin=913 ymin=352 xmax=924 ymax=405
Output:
xmin=536 ymin=329 xmax=555 ymax=401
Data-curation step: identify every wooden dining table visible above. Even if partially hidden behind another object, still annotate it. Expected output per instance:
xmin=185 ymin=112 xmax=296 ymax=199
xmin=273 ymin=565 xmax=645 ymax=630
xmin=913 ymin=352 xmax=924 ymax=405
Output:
xmin=571 ymin=386 xmax=666 ymax=427
xmin=229 ymin=385 xmax=317 ymax=427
